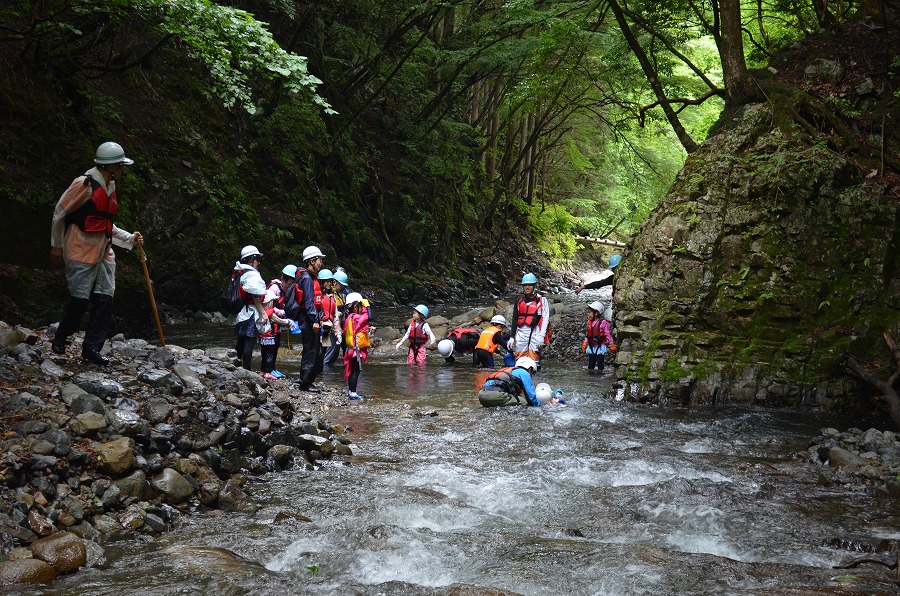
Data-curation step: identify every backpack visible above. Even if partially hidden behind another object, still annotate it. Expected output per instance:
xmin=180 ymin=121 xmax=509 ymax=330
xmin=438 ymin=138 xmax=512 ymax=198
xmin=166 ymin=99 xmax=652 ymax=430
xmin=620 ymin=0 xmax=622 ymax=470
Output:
xmin=219 ymin=271 xmax=246 ymax=315
xmin=283 ymin=281 xmax=304 ymax=320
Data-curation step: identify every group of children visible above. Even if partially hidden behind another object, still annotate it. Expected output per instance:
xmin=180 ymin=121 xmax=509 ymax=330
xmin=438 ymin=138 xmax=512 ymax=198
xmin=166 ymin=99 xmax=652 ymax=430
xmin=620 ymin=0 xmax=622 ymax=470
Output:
xmin=232 ymin=245 xmax=618 ymax=401
xmin=230 ymin=244 xmax=373 ymax=400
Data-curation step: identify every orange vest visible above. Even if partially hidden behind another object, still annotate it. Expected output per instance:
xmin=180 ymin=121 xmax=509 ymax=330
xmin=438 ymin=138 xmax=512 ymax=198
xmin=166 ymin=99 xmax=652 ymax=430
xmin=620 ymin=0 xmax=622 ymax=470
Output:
xmin=475 ymin=325 xmax=502 ymax=352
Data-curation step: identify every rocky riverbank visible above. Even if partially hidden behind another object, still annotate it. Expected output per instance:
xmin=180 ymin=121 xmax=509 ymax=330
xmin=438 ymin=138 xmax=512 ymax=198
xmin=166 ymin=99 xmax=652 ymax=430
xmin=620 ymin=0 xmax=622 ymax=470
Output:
xmin=0 ymin=321 xmax=354 ymax=585
xmin=1 ymin=301 xmax=898 ymax=587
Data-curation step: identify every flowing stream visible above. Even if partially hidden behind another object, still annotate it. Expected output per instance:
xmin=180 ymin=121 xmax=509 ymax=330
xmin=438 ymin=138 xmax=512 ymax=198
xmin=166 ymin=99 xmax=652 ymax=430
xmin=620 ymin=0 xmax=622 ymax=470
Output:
xmin=28 ymin=306 xmax=900 ymax=595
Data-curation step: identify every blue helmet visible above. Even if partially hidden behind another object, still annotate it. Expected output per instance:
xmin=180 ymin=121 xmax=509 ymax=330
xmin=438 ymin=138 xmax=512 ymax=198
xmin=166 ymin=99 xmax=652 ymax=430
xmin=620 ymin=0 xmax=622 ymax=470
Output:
xmin=318 ymin=269 xmax=334 ymax=281
xmin=608 ymin=254 xmax=622 ymax=269
xmin=521 ymin=273 xmax=538 ymax=285
xmin=414 ymin=304 xmax=429 ymax=318
xmin=281 ymin=264 xmax=298 ymax=278
xmin=333 ymin=270 xmax=349 ymax=286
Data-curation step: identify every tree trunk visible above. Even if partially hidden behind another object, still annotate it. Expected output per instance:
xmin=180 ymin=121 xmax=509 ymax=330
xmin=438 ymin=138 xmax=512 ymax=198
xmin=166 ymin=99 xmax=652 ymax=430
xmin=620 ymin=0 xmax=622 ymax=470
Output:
xmin=718 ymin=0 xmax=759 ymax=103
xmin=607 ymin=0 xmax=699 ymax=153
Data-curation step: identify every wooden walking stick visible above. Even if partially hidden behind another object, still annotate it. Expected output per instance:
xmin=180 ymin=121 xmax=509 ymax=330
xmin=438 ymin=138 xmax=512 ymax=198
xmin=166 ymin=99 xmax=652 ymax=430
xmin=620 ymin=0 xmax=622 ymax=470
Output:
xmin=137 ymin=244 xmax=166 ymax=346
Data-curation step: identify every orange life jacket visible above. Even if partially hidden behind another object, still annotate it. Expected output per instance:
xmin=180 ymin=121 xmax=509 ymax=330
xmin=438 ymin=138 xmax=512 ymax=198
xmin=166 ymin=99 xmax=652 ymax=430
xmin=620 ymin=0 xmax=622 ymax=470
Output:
xmin=482 ymin=367 xmax=523 ymax=394
xmin=65 ymin=176 xmax=118 ymax=237
xmin=475 ymin=325 xmax=502 ymax=352
xmin=515 ymin=295 xmax=544 ymax=328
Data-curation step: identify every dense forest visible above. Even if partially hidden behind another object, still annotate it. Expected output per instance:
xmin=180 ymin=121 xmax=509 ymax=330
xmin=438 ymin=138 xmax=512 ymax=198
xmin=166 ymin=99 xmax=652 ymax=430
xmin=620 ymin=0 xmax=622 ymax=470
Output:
xmin=0 ymin=0 xmax=897 ymax=411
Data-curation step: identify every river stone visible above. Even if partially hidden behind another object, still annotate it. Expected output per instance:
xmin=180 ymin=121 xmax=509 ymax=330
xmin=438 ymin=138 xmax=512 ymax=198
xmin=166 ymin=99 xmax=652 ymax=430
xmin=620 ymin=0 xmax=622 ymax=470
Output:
xmin=74 ymin=374 xmax=124 ymax=399
xmin=0 ymin=558 xmax=56 ymax=585
xmin=113 ymin=470 xmax=153 ymax=501
xmin=216 ymin=479 xmax=257 ymax=513
xmin=70 ymin=412 xmax=107 ymax=437
xmin=172 ymin=363 xmax=204 ymax=391
xmin=145 ymin=398 xmax=174 ymax=423
xmin=59 ymin=383 xmax=87 ymax=406
xmin=40 ymin=428 xmax=71 ymax=456
xmin=40 ymin=359 xmax=67 ymax=378
xmin=267 ymin=444 xmax=294 ymax=464
xmin=296 ymin=434 xmax=328 ymax=451
xmin=70 ymin=392 xmax=106 ymax=416
xmin=30 ymin=532 xmax=86 ymax=573
xmin=151 ymin=468 xmax=195 ymax=503
xmin=91 ymin=514 xmax=125 ymax=536
xmin=105 ymin=409 xmax=149 ymax=438
xmin=95 ymin=437 xmax=135 ymax=475
xmin=826 ymin=447 xmax=867 ymax=468
xmin=31 ymin=440 xmax=56 ymax=455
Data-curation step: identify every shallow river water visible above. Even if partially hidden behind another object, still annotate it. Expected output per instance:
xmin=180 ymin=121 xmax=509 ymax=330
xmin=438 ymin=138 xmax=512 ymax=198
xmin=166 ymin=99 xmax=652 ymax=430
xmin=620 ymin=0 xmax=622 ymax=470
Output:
xmin=28 ymin=306 xmax=900 ymax=595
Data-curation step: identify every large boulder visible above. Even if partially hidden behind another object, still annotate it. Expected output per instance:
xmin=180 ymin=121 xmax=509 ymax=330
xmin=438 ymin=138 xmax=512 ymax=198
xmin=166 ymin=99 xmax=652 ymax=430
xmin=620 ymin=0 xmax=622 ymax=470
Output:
xmin=615 ymin=98 xmax=899 ymax=408
xmin=29 ymin=532 xmax=86 ymax=574
xmin=94 ymin=437 xmax=135 ymax=475
xmin=0 ymin=558 xmax=56 ymax=585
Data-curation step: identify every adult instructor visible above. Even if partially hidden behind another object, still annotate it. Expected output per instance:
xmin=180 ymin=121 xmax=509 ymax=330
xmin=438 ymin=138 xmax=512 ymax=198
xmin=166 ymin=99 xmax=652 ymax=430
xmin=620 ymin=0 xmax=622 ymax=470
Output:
xmin=295 ymin=245 xmax=325 ymax=392
xmin=50 ymin=141 xmax=144 ymax=365
xmin=508 ymin=273 xmax=550 ymax=369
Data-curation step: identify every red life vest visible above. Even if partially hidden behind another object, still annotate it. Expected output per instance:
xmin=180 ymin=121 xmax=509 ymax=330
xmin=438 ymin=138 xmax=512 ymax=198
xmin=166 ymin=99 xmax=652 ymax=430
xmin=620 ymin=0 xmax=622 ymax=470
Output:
xmin=65 ymin=176 xmax=118 ymax=237
xmin=312 ymin=278 xmax=323 ymax=311
xmin=515 ymin=295 xmax=543 ymax=328
xmin=448 ymin=327 xmax=478 ymax=339
xmin=321 ymin=294 xmax=335 ymax=322
xmin=586 ymin=319 xmax=606 ymax=347
xmin=408 ymin=321 xmax=428 ymax=345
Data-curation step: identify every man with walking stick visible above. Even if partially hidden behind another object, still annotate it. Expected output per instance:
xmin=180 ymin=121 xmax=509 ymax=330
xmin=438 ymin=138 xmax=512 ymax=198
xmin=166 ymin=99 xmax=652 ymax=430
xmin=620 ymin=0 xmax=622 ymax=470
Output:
xmin=50 ymin=141 xmax=144 ymax=365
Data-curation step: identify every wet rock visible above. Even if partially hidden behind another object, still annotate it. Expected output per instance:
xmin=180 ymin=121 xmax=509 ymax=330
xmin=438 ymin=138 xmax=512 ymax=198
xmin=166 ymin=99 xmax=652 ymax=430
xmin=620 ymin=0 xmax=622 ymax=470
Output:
xmin=267 ymin=444 xmax=294 ymax=465
xmin=27 ymin=510 xmax=55 ymax=536
xmin=94 ymin=437 xmax=135 ymax=475
xmin=74 ymin=374 xmax=124 ymax=399
xmin=39 ymin=428 xmax=71 ymax=456
xmin=216 ymin=479 xmax=257 ymax=513
xmin=144 ymin=398 xmax=174 ymax=423
xmin=0 ymin=558 xmax=57 ymax=585
xmin=30 ymin=531 xmax=86 ymax=573
xmin=827 ymin=447 xmax=867 ymax=468
xmin=105 ymin=409 xmax=149 ymax=438
xmin=40 ymin=359 xmax=67 ymax=378
xmin=151 ymin=468 xmax=195 ymax=504
xmin=70 ymin=412 xmax=107 ymax=437
xmin=70 ymin=392 xmax=106 ymax=416
xmin=172 ymin=363 xmax=204 ymax=391
xmin=114 ymin=470 xmax=152 ymax=500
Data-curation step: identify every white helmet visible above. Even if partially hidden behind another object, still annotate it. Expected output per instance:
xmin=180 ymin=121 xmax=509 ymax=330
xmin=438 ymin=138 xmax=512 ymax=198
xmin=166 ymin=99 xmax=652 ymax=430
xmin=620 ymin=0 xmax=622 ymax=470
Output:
xmin=345 ymin=292 xmax=363 ymax=306
xmin=535 ymin=382 xmax=553 ymax=404
xmin=515 ymin=356 xmax=537 ymax=373
xmin=437 ymin=339 xmax=454 ymax=358
xmin=94 ymin=141 xmax=134 ymax=166
xmin=240 ymin=245 xmax=262 ymax=260
xmin=490 ymin=315 xmax=507 ymax=326
xmin=302 ymin=245 xmax=325 ymax=262
xmin=588 ymin=301 xmax=605 ymax=313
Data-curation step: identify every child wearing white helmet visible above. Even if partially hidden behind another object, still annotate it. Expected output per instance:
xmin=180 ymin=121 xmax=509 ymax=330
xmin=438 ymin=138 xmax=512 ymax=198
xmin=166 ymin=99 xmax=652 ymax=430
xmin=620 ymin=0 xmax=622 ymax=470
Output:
xmin=473 ymin=314 xmax=509 ymax=369
xmin=396 ymin=304 xmax=436 ymax=366
xmin=342 ymin=292 xmax=371 ymax=399
xmin=582 ymin=301 xmax=616 ymax=373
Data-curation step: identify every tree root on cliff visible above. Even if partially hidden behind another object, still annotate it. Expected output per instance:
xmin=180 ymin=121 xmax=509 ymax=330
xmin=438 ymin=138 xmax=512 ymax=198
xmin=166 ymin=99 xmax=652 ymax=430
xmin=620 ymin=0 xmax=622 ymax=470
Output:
xmin=844 ymin=332 xmax=900 ymax=430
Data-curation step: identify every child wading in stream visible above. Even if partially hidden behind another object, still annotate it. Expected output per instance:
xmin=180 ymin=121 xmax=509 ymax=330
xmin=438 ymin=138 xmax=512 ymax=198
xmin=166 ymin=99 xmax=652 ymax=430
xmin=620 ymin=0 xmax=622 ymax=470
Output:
xmin=582 ymin=300 xmax=616 ymax=373
xmin=343 ymin=292 xmax=370 ymax=400
xmin=395 ymin=304 xmax=436 ymax=365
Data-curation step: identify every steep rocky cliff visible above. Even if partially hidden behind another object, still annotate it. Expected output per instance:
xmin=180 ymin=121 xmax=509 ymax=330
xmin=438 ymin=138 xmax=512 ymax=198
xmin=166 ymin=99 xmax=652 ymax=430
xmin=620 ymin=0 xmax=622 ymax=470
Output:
xmin=614 ymin=23 xmax=899 ymax=412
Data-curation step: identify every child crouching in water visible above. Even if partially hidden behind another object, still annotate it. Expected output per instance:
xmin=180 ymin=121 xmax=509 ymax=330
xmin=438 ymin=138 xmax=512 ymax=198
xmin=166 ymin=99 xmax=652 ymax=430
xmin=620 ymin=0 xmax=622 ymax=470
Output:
xmin=343 ymin=292 xmax=370 ymax=400
xmin=395 ymin=304 xmax=436 ymax=365
xmin=582 ymin=300 xmax=616 ymax=373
